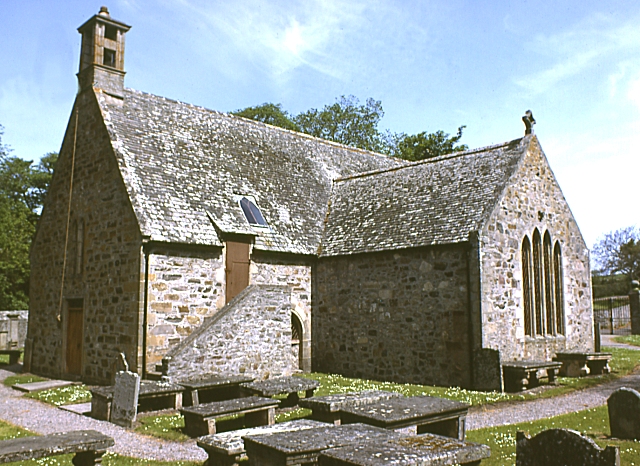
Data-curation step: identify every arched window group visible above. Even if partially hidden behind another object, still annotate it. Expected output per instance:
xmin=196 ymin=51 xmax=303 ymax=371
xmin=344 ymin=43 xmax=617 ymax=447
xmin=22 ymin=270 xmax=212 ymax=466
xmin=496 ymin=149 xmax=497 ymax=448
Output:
xmin=521 ymin=229 xmax=564 ymax=336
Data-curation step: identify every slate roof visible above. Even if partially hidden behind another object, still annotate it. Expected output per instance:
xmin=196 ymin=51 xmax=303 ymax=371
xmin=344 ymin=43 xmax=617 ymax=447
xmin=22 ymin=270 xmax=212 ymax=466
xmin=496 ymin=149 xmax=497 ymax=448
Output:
xmin=97 ymin=88 xmax=404 ymax=254
xmin=320 ymin=137 xmax=531 ymax=256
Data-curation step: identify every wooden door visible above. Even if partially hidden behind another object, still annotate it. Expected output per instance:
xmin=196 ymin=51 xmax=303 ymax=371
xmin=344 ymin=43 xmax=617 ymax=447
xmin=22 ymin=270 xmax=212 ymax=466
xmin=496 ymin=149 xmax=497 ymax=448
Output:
xmin=66 ymin=300 xmax=83 ymax=375
xmin=225 ymin=241 xmax=250 ymax=303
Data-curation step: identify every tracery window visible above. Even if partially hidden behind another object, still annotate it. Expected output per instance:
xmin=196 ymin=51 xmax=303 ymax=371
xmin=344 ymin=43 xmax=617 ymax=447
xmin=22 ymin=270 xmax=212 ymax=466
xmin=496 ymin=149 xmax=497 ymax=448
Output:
xmin=521 ymin=229 xmax=565 ymax=336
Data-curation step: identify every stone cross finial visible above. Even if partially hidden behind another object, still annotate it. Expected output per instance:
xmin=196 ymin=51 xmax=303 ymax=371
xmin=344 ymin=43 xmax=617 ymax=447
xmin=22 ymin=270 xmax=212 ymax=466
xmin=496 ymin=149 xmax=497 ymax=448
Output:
xmin=522 ymin=110 xmax=536 ymax=135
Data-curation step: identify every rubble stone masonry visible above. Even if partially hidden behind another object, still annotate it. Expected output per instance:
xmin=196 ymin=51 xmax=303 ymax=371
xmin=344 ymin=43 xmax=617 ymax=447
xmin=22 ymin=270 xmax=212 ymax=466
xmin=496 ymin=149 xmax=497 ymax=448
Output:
xmin=313 ymin=246 xmax=472 ymax=388
xmin=29 ymin=89 xmax=143 ymax=384
xmin=480 ymin=137 xmax=593 ymax=361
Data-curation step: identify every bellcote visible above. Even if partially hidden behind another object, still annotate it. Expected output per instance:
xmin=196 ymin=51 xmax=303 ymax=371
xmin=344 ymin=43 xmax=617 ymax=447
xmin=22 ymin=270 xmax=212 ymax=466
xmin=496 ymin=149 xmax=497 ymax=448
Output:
xmin=77 ymin=6 xmax=131 ymax=98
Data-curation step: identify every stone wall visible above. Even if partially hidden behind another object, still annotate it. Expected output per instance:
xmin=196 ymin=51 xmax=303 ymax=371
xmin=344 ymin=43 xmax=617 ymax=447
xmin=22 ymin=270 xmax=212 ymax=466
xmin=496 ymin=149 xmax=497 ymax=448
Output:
xmin=164 ymin=284 xmax=295 ymax=380
xmin=28 ymin=89 xmax=143 ymax=384
xmin=251 ymin=251 xmax=312 ymax=371
xmin=314 ymin=246 xmax=472 ymax=388
xmin=145 ymin=246 xmax=225 ymax=373
xmin=480 ymin=136 xmax=593 ymax=361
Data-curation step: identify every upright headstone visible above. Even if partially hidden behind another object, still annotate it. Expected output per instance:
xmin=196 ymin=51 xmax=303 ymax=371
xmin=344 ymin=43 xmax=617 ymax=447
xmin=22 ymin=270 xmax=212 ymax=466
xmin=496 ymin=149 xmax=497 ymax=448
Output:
xmin=516 ymin=429 xmax=619 ymax=466
xmin=608 ymin=387 xmax=640 ymax=440
xmin=110 ymin=370 xmax=140 ymax=428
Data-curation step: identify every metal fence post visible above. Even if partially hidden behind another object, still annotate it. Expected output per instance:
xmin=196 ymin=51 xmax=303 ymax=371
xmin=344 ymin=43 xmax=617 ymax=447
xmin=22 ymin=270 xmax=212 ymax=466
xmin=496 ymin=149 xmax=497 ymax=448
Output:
xmin=609 ymin=297 xmax=614 ymax=335
xmin=630 ymin=281 xmax=640 ymax=335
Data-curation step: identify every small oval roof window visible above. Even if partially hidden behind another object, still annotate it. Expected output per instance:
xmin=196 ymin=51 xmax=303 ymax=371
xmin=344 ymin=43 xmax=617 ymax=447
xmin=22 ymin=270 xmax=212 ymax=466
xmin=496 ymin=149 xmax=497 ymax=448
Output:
xmin=240 ymin=197 xmax=268 ymax=226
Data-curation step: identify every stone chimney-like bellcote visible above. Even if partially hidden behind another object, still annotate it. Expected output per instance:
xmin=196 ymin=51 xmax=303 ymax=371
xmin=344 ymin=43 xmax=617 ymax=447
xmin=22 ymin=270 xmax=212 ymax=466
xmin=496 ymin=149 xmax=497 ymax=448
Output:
xmin=77 ymin=6 xmax=131 ymax=99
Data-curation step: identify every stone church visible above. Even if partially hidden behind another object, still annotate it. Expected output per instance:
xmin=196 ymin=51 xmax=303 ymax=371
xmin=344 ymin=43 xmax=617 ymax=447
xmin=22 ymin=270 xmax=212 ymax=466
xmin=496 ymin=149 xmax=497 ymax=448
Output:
xmin=27 ymin=8 xmax=594 ymax=391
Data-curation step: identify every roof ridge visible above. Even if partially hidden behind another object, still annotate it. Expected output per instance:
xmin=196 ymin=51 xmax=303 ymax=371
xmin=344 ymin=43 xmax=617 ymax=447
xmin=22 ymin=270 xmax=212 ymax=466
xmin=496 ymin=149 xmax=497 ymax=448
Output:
xmin=333 ymin=136 xmax=528 ymax=183
xmin=123 ymin=87 xmax=399 ymax=163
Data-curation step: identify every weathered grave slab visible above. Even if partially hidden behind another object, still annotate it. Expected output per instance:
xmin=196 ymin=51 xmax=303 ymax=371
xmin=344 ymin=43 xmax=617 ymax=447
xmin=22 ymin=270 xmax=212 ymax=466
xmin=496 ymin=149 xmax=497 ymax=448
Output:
xmin=608 ymin=387 xmax=640 ymax=440
xmin=0 ymin=429 xmax=114 ymax=465
xmin=179 ymin=374 xmax=254 ymax=405
xmin=318 ymin=433 xmax=491 ymax=466
xmin=59 ymin=402 xmax=92 ymax=415
xmin=555 ymin=352 xmax=612 ymax=377
xmin=243 ymin=423 xmax=404 ymax=466
xmin=299 ymin=390 xmax=403 ymax=425
xmin=516 ymin=429 xmax=619 ymax=466
xmin=197 ymin=419 xmax=324 ymax=466
xmin=110 ymin=371 xmax=140 ymax=428
xmin=240 ymin=376 xmax=320 ymax=406
xmin=340 ymin=395 xmax=469 ymax=440
xmin=13 ymin=380 xmax=79 ymax=393
xmin=502 ymin=361 xmax=562 ymax=392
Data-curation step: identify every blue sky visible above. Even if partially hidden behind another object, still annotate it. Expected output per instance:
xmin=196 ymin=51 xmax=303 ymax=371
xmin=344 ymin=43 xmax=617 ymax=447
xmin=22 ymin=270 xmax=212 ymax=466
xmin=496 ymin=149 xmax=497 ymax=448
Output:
xmin=1 ymin=0 xmax=639 ymax=248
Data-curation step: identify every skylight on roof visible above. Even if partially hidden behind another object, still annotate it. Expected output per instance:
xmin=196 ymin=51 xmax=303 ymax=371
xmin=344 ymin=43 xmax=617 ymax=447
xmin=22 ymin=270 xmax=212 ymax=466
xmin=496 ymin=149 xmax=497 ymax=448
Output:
xmin=240 ymin=197 xmax=268 ymax=226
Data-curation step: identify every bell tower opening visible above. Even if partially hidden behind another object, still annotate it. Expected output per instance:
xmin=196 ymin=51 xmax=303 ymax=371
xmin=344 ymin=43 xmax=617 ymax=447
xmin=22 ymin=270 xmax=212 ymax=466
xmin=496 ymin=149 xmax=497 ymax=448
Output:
xmin=77 ymin=6 xmax=131 ymax=98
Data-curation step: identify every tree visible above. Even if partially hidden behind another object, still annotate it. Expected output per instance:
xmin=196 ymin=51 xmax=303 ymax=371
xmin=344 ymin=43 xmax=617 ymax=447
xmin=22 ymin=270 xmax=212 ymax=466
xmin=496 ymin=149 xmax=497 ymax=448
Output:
xmin=0 ymin=126 xmax=57 ymax=309
xmin=232 ymin=103 xmax=300 ymax=132
xmin=293 ymin=96 xmax=387 ymax=153
xmin=389 ymin=126 xmax=468 ymax=161
xmin=592 ymin=226 xmax=640 ymax=282
xmin=232 ymin=96 xmax=467 ymax=159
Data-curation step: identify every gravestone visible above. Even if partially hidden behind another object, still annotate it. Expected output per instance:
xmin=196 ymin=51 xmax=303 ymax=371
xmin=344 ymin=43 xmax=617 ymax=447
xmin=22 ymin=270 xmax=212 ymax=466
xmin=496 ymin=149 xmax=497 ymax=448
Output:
xmin=516 ymin=429 xmax=619 ymax=466
xmin=110 ymin=370 xmax=140 ymax=428
xmin=608 ymin=387 xmax=640 ymax=440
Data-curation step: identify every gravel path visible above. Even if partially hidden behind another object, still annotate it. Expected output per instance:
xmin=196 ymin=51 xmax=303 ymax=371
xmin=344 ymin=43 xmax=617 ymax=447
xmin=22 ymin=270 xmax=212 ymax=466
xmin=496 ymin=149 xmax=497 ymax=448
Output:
xmin=0 ymin=368 xmax=207 ymax=462
xmin=0 ymin=339 xmax=638 ymax=461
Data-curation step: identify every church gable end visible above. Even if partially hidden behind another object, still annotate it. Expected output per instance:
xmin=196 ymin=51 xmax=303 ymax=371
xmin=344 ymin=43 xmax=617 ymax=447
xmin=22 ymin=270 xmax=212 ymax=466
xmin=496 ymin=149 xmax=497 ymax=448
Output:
xmin=479 ymin=136 xmax=592 ymax=362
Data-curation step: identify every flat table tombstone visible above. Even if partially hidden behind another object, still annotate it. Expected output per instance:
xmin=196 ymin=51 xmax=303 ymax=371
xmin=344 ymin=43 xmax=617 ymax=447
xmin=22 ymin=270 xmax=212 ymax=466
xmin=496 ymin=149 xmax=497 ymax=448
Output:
xmin=340 ymin=395 xmax=469 ymax=440
xmin=90 ymin=379 xmax=184 ymax=421
xmin=110 ymin=370 xmax=140 ymax=428
xmin=299 ymin=390 xmax=403 ymax=425
xmin=197 ymin=419 xmax=325 ymax=466
xmin=243 ymin=423 xmax=405 ymax=466
xmin=554 ymin=352 xmax=612 ymax=377
xmin=516 ymin=429 xmax=620 ymax=466
xmin=502 ymin=361 xmax=562 ymax=392
xmin=179 ymin=375 xmax=254 ymax=406
xmin=318 ymin=433 xmax=491 ymax=466
xmin=608 ymin=387 xmax=640 ymax=440
xmin=0 ymin=430 xmax=114 ymax=466
xmin=181 ymin=396 xmax=280 ymax=437
xmin=240 ymin=376 xmax=320 ymax=407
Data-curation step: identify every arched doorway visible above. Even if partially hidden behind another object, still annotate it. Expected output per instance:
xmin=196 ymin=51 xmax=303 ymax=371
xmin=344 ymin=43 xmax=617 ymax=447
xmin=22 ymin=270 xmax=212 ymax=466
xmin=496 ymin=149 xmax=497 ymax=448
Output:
xmin=291 ymin=313 xmax=303 ymax=370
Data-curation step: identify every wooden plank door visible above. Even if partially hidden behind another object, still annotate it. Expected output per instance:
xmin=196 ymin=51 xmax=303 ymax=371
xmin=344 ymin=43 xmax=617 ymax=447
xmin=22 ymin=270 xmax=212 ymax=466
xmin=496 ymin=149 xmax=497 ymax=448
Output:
xmin=66 ymin=300 xmax=83 ymax=375
xmin=225 ymin=241 xmax=250 ymax=303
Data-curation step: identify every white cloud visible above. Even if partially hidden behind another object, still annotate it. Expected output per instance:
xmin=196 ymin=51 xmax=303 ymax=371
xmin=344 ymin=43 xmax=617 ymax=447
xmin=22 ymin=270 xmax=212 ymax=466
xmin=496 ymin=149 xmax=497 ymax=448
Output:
xmin=515 ymin=13 xmax=640 ymax=95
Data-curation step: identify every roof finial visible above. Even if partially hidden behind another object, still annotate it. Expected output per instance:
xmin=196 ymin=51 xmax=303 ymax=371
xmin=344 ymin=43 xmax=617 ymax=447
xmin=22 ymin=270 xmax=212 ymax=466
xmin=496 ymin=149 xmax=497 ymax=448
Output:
xmin=99 ymin=6 xmax=110 ymax=16
xmin=522 ymin=110 xmax=536 ymax=136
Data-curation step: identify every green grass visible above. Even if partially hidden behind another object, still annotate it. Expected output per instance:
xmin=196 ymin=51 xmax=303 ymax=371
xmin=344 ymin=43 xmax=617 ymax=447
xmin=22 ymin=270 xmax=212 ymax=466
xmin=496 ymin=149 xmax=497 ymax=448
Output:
xmin=467 ymin=405 xmax=640 ymax=466
xmin=0 ymin=352 xmax=21 ymax=365
xmin=3 ymin=374 xmax=47 ymax=387
xmin=134 ymin=413 xmax=189 ymax=442
xmin=614 ymin=335 xmax=640 ymax=347
xmin=26 ymin=385 xmax=92 ymax=406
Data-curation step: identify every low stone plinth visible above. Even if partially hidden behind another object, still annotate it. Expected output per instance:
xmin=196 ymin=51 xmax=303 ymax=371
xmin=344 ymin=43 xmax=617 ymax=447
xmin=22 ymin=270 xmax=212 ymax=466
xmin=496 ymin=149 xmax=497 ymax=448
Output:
xmin=196 ymin=419 xmax=324 ymax=466
xmin=340 ymin=395 xmax=469 ymax=440
xmin=299 ymin=390 xmax=403 ymax=425
xmin=318 ymin=433 xmax=491 ymax=466
xmin=554 ymin=352 xmax=612 ymax=377
xmin=0 ymin=430 xmax=114 ymax=465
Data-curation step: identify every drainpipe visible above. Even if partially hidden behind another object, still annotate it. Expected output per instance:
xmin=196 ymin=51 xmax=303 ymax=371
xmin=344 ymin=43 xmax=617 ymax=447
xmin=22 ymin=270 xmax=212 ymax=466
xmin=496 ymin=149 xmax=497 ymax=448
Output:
xmin=466 ymin=231 xmax=481 ymax=389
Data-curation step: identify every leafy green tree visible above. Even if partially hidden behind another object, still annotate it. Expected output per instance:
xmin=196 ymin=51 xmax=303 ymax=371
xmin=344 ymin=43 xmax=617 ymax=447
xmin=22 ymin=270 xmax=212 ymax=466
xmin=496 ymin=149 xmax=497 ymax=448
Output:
xmin=232 ymin=103 xmax=300 ymax=132
xmin=389 ymin=126 xmax=468 ymax=161
xmin=592 ymin=226 xmax=640 ymax=283
xmin=0 ymin=126 xmax=57 ymax=309
xmin=233 ymin=96 xmax=467 ymax=159
xmin=293 ymin=96 xmax=387 ymax=153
